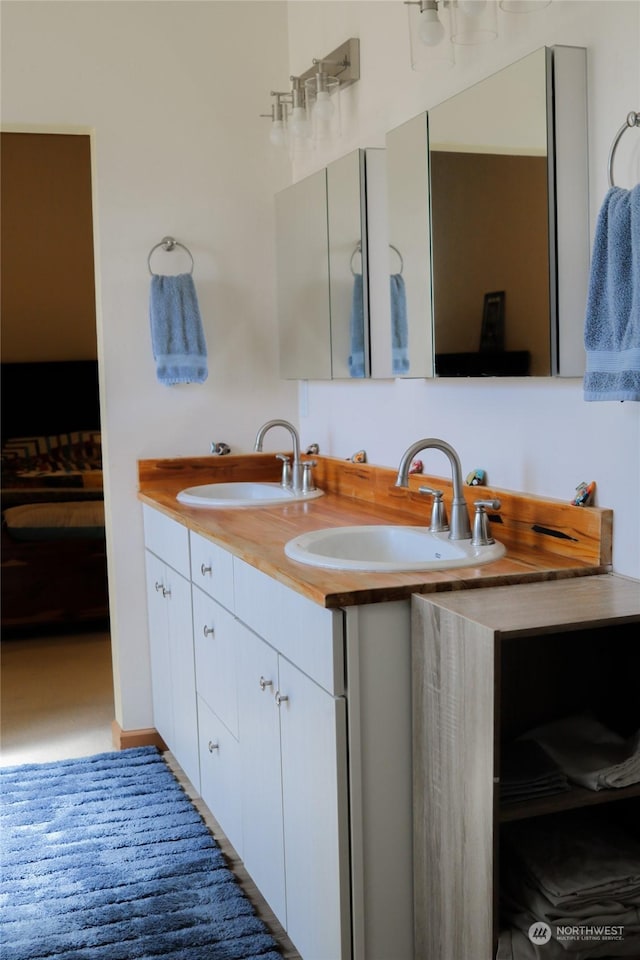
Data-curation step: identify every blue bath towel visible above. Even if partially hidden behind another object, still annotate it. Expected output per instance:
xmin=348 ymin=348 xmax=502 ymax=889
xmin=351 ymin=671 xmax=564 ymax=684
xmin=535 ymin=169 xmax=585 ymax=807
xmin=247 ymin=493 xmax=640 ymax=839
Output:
xmin=349 ymin=273 xmax=366 ymax=378
xmin=584 ymin=184 xmax=640 ymax=401
xmin=149 ymin=273 xmax=208 ymax=385
xmin=391 ymin=273 xmax=409 ymax=375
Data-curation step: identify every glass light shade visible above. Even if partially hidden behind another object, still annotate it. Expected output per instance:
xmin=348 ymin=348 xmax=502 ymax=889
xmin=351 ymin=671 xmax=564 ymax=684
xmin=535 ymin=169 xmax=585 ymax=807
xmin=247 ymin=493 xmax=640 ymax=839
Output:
xmin=304 ymin=73 xmax=341 ymax=141
xmin=451 ymin=0 xmax=498 ymax=43
xmin=418 ymin=7 xmax=446 ymax=45
xmin=313 ymin=90 xmax=334 ymax=121
xmin=289 ymin=105 xmax=311 ymax=140
xmin=408 ymin=2 xmax=454 ymax=69
xmin=269 ymin=120 xmax=287 ymax=147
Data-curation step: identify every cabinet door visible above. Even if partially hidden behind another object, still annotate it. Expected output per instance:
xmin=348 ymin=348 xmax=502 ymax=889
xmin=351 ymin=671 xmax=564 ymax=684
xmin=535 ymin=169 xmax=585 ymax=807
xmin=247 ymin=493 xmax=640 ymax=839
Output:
xmin=145 ymin=550 xmax=173 ymax=747
xmin=239 ymin=628 xmax=286 ymax=927
xmin=276 ymin=168 xmax=331 ymax=380
xmin=198 ymin=695 xmax=242 ymax=856
xmin=193 ymin=586 xmax=238 ymax=738
xmin=278 ymin=658 xmax=351 ymax=960
xmin=164 ymin=565 xmax=199 ymax=793
xmin=144 ymin=549 xmax=199 ymax=793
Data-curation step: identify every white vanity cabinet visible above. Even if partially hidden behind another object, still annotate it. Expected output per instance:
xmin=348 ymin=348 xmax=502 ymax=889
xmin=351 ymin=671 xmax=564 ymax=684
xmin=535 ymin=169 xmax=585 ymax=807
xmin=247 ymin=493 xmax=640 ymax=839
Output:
xmin=142 ymin=505 xmax=415 ymax=960
xmin=142 ymin=506 xmax=200 ymax=792
xmin=234 ymin=557 xmax=351 ymax=960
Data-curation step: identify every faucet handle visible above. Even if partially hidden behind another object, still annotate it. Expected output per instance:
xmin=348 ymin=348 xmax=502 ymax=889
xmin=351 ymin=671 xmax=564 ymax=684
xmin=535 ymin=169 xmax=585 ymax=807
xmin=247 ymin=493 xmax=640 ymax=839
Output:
xmin=302 ymin=460 xmax=317 ymax=494
xmin=418 ymin=486 xmax=449 ymax=533
xmin=471 ymin=499 xmax=501 ymax=546
xmin=276 ymin=453 xmax=292 ymax=489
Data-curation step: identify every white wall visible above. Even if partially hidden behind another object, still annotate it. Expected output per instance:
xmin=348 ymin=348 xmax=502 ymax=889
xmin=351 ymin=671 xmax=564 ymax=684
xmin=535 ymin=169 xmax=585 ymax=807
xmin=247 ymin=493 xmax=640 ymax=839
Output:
xmin=1 ymin=1 xmax=295 ymax=730
xmin=287 ymin=1 xmax=640 ymax=580
xmin=2 ymin=1 xmax=638 ymax=735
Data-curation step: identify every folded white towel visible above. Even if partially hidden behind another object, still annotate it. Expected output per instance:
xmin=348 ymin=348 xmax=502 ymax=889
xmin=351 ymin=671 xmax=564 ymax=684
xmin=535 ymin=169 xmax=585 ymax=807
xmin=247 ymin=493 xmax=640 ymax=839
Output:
xmin=522 ymin=714 xmax=640 ymax=791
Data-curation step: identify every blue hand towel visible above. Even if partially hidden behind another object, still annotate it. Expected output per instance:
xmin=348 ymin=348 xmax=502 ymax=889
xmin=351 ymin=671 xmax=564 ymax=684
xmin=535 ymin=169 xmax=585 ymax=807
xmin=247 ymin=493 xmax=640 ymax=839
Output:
xmin=349 ymin=273 xmax=366 ymax=378
xmin=149 ymin=273 xmax=208 ymax=385
xmin=391 ymin=273 xmax=409 ymax=376
xmin=584 ymin=184 xmax=640 ymax=401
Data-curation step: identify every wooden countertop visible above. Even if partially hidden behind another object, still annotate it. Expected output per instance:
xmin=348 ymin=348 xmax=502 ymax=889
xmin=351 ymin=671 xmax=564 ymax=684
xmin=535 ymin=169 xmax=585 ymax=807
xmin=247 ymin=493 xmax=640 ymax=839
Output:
xmin=138 ymin=454 xmax=613 ymax=609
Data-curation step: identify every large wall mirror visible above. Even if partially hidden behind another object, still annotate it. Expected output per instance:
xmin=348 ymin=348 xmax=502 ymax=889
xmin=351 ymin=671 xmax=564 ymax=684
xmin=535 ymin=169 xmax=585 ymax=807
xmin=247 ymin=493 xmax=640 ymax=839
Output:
xmin=276 ymin=148 xmax=386 ymax=380
xmin=384 ymin=46 xmax=589 ymax=378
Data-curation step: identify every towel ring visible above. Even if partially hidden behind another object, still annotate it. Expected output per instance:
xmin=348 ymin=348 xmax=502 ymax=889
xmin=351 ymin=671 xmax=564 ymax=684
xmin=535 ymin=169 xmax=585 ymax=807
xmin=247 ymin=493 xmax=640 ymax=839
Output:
xmin=349 ymin=243 xmax=404 ymax=276
xmin=607 ymin=111 xmax=640 ymax=187
xmin=147 ymin=236 xmax=194 ymax=276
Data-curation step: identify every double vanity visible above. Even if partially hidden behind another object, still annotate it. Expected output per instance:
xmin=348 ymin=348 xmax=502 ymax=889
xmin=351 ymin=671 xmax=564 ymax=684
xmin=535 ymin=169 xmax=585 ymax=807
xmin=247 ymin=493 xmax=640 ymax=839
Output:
xmin=137 ymin=442 xmax=629 ymax=960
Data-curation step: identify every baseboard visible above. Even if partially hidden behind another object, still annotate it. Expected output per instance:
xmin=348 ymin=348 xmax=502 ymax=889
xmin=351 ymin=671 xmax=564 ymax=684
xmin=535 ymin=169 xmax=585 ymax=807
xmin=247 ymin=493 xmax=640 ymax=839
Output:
xmin=111 ymin=720 xmax=167 ymax=751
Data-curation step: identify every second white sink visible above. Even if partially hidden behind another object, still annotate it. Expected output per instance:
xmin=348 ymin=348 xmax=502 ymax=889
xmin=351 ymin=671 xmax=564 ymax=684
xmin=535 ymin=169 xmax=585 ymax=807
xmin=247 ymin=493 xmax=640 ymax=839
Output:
xmin=284 ymin=525 xmax=505 ymax=572
xmin=177 ymin=481 xmax=324 ymax=508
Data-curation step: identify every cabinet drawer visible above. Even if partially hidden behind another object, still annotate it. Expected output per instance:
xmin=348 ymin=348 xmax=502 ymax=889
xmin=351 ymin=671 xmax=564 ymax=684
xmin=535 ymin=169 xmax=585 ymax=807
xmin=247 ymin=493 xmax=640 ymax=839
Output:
xmin=190 ymin=530 xmax=235 ymax=610
xmin=193 ymin=586 xmax=239 ymax=739
xmin=142 ymin=505 xmax=190 ymax=578
xmin=233 ymin=557 xmax=344 ymax=695
xmin=198 ymin=696 xmax=242 ymax=858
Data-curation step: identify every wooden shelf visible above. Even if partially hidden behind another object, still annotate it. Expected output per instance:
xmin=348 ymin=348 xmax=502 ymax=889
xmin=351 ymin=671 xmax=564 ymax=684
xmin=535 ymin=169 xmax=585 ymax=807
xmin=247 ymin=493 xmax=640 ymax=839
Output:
xmin=412 ymin=574 xmax=640 ymax=960
xmin=500 ymin=781 xmax=640 ymax=822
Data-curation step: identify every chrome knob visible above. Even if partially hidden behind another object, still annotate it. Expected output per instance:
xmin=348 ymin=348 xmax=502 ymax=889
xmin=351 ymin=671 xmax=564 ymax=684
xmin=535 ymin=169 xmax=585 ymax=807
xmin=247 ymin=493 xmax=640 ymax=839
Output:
xmin=161 ymin=586 xmax=171 ymax=598
xmin=275 ymin=691 xmax=289 ymax=707
xmin=200 ymin=563 xmax=212 ymax=576
xmin=154 ymin=581 xmax=163 ymax=592
xmin=203 ymin=625 xmax=215 ymax=638
xmin=208 ymin=740 xmax=219 ymax=753
xmin=259 ymin=676 xmax=273 ymax=691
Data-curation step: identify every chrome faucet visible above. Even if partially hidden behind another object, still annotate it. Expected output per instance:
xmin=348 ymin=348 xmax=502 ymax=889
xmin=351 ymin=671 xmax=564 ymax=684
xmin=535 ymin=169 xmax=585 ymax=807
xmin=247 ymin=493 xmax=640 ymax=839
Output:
xmin=395 ymin=438 xmax=472 ymax=541
xmin=254 ymin=419 xmax=304 ymax=493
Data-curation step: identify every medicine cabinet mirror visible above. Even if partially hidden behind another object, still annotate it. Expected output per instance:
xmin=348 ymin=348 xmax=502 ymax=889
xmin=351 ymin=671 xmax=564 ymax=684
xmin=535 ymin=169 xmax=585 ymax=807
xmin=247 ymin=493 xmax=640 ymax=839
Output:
xmin=384 ymin=45 xmax=589 ymax=378
xmin=276 ymin=148 xmax=386 ymax=380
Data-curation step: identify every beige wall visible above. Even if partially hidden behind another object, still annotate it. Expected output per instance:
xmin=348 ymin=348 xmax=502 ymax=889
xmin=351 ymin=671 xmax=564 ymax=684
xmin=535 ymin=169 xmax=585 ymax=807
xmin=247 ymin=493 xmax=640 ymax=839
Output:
xmin=1 ymin=132 xmax=97 ymax=361
xmin=1 ymin=1 xmax=295 ymax=732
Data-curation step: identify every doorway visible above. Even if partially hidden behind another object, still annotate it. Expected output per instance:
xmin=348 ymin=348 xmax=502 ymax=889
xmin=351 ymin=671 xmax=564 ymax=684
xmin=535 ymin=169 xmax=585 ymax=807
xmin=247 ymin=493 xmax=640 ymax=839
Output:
xmin=0 ymin=130 xmax=113 ymax=764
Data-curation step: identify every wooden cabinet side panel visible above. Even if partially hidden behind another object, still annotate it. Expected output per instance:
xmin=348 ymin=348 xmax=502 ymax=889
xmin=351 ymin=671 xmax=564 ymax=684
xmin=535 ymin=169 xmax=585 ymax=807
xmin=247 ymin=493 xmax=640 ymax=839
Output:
xmin=412 ymin=598 xmax=495 ymax=960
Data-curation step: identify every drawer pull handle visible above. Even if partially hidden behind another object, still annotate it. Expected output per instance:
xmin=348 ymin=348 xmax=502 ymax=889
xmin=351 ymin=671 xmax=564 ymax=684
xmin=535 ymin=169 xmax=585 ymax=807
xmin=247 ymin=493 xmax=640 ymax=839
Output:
xmin=275 ymin=691 xmax=289 ymax=707
xmin=203 ymin=625 xmax=215 ymax=638
xmin=161 ymin=586 xmax=171 ymax=598
xmin=154 ymin=581 xmax=163 ymax=592
xmin=259 ymin=676 xmax=273 ymax=691
xmin=208 ymin=740 xmax=219 ymax=753
xmin=200 ymin=563 xmax=212 ymax=576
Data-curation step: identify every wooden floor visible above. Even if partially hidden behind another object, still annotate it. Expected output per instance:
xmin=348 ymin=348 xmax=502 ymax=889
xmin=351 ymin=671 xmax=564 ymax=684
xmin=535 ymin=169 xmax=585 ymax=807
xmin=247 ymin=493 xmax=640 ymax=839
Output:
xmin=0 ymin=629 xmax=301 ymax=960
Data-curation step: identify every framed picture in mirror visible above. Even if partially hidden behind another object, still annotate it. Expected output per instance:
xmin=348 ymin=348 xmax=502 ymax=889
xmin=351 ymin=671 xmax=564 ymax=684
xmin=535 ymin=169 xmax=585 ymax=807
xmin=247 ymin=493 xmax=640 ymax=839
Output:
xmin=480 ymin=291 xmax=505 ymax=353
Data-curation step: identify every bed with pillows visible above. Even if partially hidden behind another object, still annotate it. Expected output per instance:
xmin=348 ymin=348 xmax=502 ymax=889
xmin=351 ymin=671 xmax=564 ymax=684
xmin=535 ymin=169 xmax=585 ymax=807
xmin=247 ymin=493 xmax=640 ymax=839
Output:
xmin=1 ymin=360 xmax=109 ymax=633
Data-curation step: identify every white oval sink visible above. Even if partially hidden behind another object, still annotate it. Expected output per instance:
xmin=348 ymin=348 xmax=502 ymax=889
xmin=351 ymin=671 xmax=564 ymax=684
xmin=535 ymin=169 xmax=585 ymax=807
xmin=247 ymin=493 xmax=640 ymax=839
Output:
xmin=177 ymin=482 xmax=324 ymax=508
xmin=284 ymin=525 xmax=505 ymax=572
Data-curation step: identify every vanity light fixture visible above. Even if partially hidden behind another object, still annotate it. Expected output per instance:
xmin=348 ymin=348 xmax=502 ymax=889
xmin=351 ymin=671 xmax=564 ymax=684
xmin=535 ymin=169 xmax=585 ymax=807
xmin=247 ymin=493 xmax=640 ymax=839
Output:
xmin=406 ymin=0 xmax=550 ymax=70
xmin=262 ymin=38 xmax=360 ymax=149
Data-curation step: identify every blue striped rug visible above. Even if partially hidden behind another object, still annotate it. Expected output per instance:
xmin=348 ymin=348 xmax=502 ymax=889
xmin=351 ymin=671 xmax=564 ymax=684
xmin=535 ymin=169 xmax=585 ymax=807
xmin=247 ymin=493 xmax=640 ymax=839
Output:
xmin=0 ymin=746 xmax=284 ymax=960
